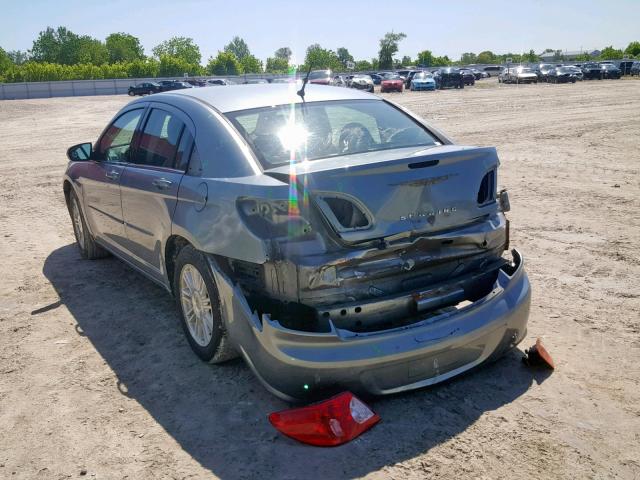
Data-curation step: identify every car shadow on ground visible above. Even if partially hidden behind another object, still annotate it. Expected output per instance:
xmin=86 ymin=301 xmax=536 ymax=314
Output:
xmin=43 ymin=244 xmax=548 ymax=480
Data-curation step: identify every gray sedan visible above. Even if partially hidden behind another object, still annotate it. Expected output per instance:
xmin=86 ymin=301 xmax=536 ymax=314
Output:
xmin=63 ymin=84 xmax=530 ymax=401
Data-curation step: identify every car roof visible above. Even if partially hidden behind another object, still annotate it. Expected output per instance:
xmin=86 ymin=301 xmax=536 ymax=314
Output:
xmin=162 ymin=83 xmax=379 ymax=113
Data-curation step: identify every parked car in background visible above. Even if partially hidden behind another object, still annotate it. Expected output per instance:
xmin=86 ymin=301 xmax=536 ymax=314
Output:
xmin=459 ymin=69 xmax=476 ymax=86
xmin=409 ymin=71 xmax=436 ymax=91
xmin=600 ymin=63 xmax=622 ymax=79
xmin=349 ymin=74 xmax=374 ymax=92
xmin=617 ymin=61 xmax=635 ymax=76
xmin=565 ymin=66 xmax=584 ymax=81
xmin=547 ymin=67 xmax=577 ymax=84
xmin=434 ymin=68 xmax=465 ymax=89
xmin=308 ymin=69 xmax=332 ymax=85
xmin=128 ymin=82 xmax=161 ymax=96
xmin=244 ymin=78 xmax=269 ymax=84
xmin=158 ymin=80 xmax=194 ymax=92
xmin=270 ymin=77 xmax=296 ymax=84
xmin=332 ymin=75 xmax=347 ymax=87
xmin=469 ymin=68 xmax=487 ymax=79
xmin=369 ymin=73 xmax=383 ymax=85
xmin=535 ymin=64 xmax=557 ymax=82
xmin=405 ymin=70 xmax=421 ymax=88
xmin=631 ymin=62 xmax=640 ymax=76
xmin=380 ymin=73 xmax=404 ymax=92
xmin=207 ymin=79 xmax=232 ymax=86
xmin=582 ymin=62 xmax=603 ymax=80
xmin=396 ymin=70 xmax=414 ymax=83
xmin=500 ymin=66 xmax=538 ymax=84
xmin=483 ymin=65 xmax=503 ymax=77
xmin=185 ymin=79 xmax=207 ymax=87
xmin=63 ymin=83 xmax=529 ymax=401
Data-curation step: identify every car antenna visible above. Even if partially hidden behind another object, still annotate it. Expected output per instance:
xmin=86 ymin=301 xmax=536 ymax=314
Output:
xmin=297 ymin=65 xmax=313 ymax=101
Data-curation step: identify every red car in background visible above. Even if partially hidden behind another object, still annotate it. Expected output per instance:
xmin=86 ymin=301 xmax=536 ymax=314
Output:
xmin=308 ymin=69 xmax=332 ymax=85
xmin=380 ymin=73 xmax=404 ymax=92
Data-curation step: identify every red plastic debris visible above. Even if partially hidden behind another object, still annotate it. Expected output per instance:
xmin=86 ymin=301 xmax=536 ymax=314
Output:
xmin=524 ymin=338 xmax=555 ymax=369
xmin=268 ymin=391 xmax=380 ymax=446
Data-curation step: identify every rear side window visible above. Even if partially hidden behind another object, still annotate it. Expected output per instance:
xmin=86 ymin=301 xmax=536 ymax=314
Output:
xmin=134 ymin=108 xmax=185 ymax=168
xmin=98 ymin=109 xmax=144 ymax=163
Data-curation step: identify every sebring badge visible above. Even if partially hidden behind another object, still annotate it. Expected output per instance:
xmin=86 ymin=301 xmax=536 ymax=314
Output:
xmin=400 ymin=207 xmax=456 ymax=223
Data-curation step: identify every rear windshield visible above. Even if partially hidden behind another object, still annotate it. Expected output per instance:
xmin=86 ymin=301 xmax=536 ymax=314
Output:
xmin=225 ymin=99 xmax=440 ymax=168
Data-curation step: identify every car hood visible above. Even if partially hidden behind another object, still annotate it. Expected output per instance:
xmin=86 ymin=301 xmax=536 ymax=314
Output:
xmin=264 ymin=145 xmax=499 ymax=243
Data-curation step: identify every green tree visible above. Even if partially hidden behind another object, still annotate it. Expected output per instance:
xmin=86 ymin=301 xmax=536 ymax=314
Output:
xmin=30 ymin=26 xmax=107 ymax=65
xmin=354 ymin=59 xmax=372 ymax=71
xmin=524 ymin=49 xmax=537 ymax=62
xmin=432 ymin=55 xmax=451 ymax=66
xmin=416 ymin=50 xmax=434 ymax=67
xmin=274 ymin=47 xmax=292 ymax=61
xmin=476 ymin=50 xmax=496 ymax=64
xmin=206 ymin=51 xmax=243 ymax=75
xmin=401 ymin=55 xmax=412 ymax=66
xmin=302 ymin=44 xmax=342 ymax=71
xmin=75 ymin=37 xmax=109 ymax=65
xmin=599 ymin=45 xmax=623 ymax=60
xmin=105 ymin=33 xmax=144 ymax=63
xmin=153 ymin=37 xmax=201 ymax=64
xmin=573 ymin=52 xmax=592 ymax=62
xmin=224 ymin=36 xmax=250 ymax=60
xmin=0 ymin=47 xmax=12 ymax=75
xmin=31 ymin=26 xmax=68 ymax=63
xmin=265 ymin=57 xmax=289 ymax=74
xmin=460 ymin=52 xmax=477 ymax=64
xmin=378 ymin=32 xmax=406 ymax=69
xmin=624 ymin=41 xmax=640 ymax=57
xmin=336 ymin=47 xmax=354 ymax=68
xmin=126 ymin=58 xmax=160 ymax=78
xmin=158 ymin=55 xmax=202 ymax=77
xmin=7 ymin=50 xmax=29 ymax=65
xmin=240 ymin=54 xmax=263 ymax=73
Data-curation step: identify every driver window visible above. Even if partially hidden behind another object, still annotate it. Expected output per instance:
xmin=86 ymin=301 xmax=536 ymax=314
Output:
xmin=98 ymin=109 xmax=144 ymax=163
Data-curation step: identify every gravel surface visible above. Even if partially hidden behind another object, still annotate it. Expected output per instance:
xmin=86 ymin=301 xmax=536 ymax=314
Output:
xmin=0 ymin=78 xmax=639 ymax=479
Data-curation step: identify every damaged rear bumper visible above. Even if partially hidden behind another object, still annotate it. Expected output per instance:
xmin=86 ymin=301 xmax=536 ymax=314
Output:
xmin=209 ymin=249 xmax=530 ymax=402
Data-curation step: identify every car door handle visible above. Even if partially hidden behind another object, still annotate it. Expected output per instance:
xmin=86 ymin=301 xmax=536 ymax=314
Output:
xmin=105 ymin=169 xmax=120 ymax=180
xmin=152 ymin=178 xmax=172 ymax=190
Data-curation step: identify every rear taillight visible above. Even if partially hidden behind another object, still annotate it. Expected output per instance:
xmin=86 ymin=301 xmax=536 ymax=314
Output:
xmin=268 ymin=391 xmax=380 ymax=446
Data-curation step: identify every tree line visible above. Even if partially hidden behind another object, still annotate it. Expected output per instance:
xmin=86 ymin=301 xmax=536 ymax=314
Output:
xmin=1 ymin=26 xmax=639 ymax=83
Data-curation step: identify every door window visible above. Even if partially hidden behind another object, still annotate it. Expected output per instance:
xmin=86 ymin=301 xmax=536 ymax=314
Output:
xmin=134 ymin=109 xmax=185 ymax=168
xmin=98 ymin=109 xmax=144 ymax=163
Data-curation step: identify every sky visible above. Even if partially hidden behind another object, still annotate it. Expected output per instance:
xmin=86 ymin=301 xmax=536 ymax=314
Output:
xmin=1 ymin=0 xmax=638 ymax=64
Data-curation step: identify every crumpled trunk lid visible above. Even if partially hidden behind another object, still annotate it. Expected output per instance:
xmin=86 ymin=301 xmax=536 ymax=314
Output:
xmin=265 ymin=145 xmax=500 ymax=243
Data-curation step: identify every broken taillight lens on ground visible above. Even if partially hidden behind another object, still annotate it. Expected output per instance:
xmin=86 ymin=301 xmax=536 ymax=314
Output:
xmin=268 ymin=391 xmax=380 ymax=446
xmin=523 ymin=338 xmax=555 ymax=369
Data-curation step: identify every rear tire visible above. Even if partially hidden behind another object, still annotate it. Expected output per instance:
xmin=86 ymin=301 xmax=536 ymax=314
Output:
xmin=128 ymin=90 xmax=134 ymax=96
xmin=174 ymin=246 xmax=237 ymax=364
xmin=68 ymin=190 xmax=109 ymax=260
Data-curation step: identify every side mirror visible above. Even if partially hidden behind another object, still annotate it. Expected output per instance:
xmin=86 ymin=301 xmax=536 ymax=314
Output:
xmin=67 ymin=143 xmax=93 ymax=162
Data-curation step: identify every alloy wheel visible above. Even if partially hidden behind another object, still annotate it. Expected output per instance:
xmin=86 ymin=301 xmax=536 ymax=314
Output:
xmin=179 ymin=264 xmax=214 ymax=347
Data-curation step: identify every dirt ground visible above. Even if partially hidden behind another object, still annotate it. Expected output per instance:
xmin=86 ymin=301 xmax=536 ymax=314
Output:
xmin=0 ymin=78 xmax=639 ymax=480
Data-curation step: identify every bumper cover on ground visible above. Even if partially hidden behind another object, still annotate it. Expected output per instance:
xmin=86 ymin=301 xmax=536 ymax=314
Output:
xmin=210 ymin=249 xmax=531 ymax=402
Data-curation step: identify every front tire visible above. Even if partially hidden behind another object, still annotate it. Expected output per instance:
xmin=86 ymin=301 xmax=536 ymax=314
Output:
xmin=174 ymin=246 xmax=236 ymax=364
xmin=68 ymin=190 xmax=109 ymax=260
